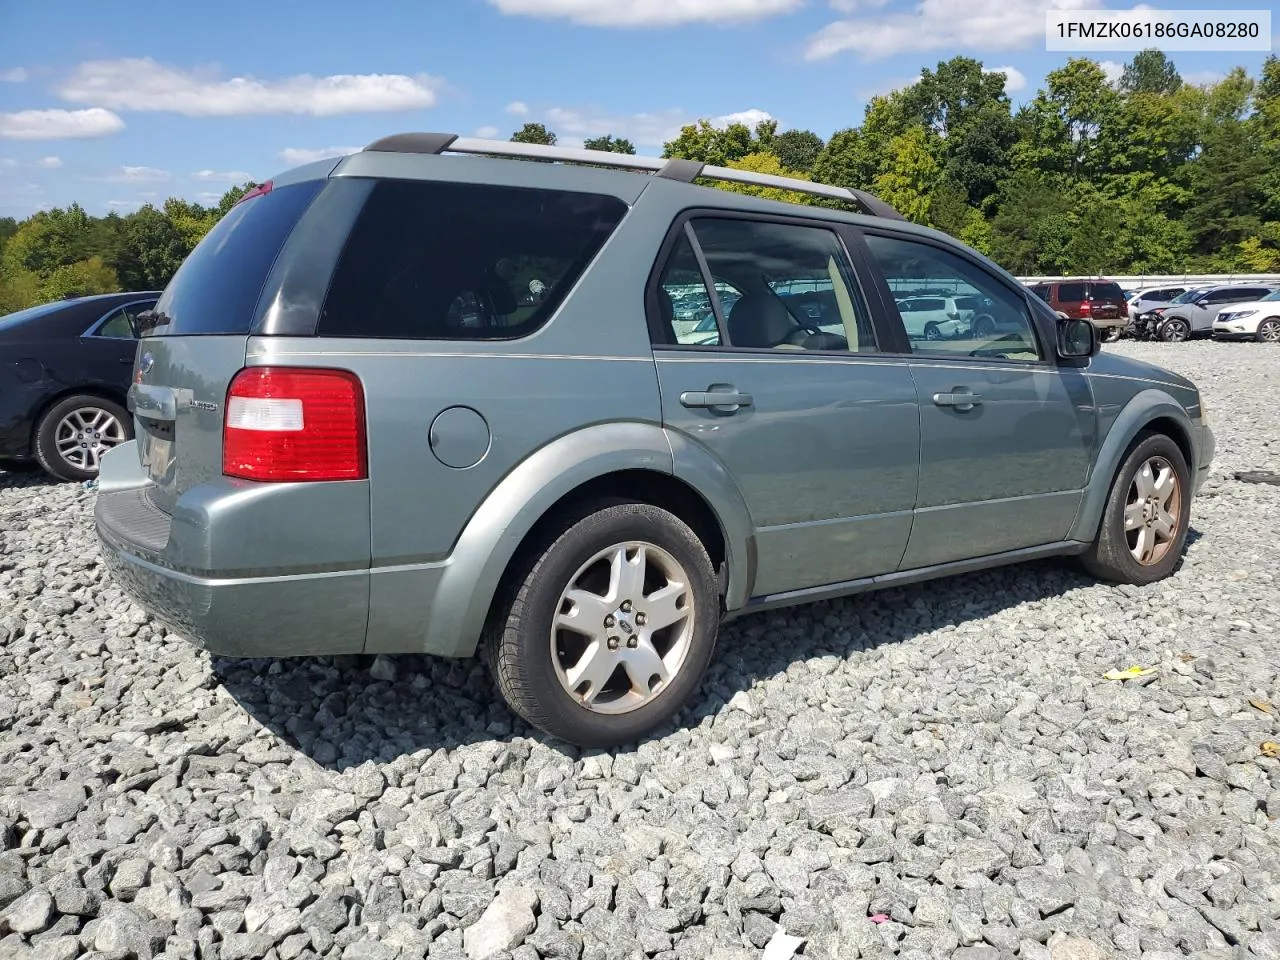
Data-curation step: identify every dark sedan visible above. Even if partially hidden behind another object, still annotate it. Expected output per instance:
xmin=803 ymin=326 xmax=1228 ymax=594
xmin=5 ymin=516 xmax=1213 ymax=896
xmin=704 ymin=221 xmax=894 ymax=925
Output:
xmin=0 ymin=290 xmax=161 ymax=481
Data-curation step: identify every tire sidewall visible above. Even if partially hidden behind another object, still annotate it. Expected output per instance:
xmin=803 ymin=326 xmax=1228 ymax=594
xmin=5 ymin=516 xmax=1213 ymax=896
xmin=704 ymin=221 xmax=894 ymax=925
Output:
xmin=1102 ymin=434 xmax=1192 ymax=583
xmin=35 ymin=394 xmax=132 ymax=482
xmin=1258 ymin=318 xmax=1280 ymax=343
xmin=1160 ymin=319 xmax=1188 ymax=342
xmin=503 ymin=504 xmax=719 ymax=747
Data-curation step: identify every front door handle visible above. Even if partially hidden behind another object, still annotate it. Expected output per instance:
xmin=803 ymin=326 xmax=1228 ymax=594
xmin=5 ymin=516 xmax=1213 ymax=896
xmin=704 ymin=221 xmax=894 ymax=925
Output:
xmin=680 ymin=387 xmax=753 ymax=411
xmin=933 ymin=389 xmax=983 ymax=412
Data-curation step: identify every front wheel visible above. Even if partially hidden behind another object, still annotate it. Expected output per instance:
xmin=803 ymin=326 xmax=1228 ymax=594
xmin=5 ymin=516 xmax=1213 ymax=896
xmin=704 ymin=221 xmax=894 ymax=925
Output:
xmin=485 ymin=501 xmax=720 ymax=748
xmin=1102 ymin=326 xmax=1123 ymax=343
xmin=923 ymin=322 xmax=942 ymax=341
xmin=1081 ymin=432 xmax=1191 ymax=585
xmin=1159 ymin=318 xmax=1190 ymax=343
xmin=1256 ymin=317 xmax=1280 ymax=343
xmin=971 ymin=314 xmax=996 ymax=338
xmin=34 ymin=394 xmax=132 ymax=482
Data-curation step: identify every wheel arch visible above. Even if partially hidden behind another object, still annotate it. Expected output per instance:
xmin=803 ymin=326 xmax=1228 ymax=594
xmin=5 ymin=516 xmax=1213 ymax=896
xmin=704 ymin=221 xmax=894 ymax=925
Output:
xmin=422 ymin=421 xmax=754 ymax=658
xmin=30 ymin=385 xmax=132 ymax=449
xmin=1069 ymin=391 xmax=1197 ymax=543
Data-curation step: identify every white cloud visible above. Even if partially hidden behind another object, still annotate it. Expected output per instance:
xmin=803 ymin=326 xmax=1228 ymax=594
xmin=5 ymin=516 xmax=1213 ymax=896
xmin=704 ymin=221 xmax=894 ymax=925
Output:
xmin=1183 ymin=70 xmax=1225 ymax=88
xmin=858 ymin=74 xmax=923 ymax=100
xmin=196 ymin=191 xmax=224 ymax=204
xmin=107 ymin=199 xmax=143 ymax=209
xmin=88 ymin=165 xmax=170 ymax=183
xmin=1099 ymin=59 xmax=1125 ymax=87
xmin=191 ymin=168 xmax=254 ymax=182
xmin=0 ymin=158 xmax=15 ymax=168
xmin=807 ymin=0 xmax=1102 ymax=61
xmin=505 ymin=101 xmax=529 ymax=116
xmin=474 ymin=125 xmax=501 ymax=138
xmin=487 ymin=0 xmax=802 ymax=26
xmin=0 ymin=107 xmax=124 ymax=140
xmin=58 ymin=58 xmax=443 ymax=117
xmin=538 ymin=106 xmax=775 ymax=149
xmin=276 ymin=145 xmax=361 ymax=165
xmin=829 ymin=0 xmax=889 ymax=10
xmin=985 ymin=65 xmax=1027 ymax=94
xmin=0 ymin=68 xmax=28 ymax=83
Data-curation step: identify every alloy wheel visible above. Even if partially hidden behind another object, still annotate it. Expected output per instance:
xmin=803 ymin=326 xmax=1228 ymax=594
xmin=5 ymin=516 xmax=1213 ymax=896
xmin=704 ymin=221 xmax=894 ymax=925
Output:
xmin=550 ymin=540 xmax=695 ymax=715
xmin=1124 ymin=455 xmax=1181 ymax=566
xmin=54 ymin=406 xmax=127 ymax=473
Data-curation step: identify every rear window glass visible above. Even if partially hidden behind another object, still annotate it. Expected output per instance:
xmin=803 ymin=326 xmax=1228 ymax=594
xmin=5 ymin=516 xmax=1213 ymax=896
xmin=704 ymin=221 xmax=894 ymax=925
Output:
xmin=1090 ymin=282 xmax=1125 ymax=299
xmin=148 ymin=181 xmax=323 ymax=336
xmin=318 ymin=180 xmax=628 ymax=340
xmin=1057 ymin=282 xmax=1086 ymax=300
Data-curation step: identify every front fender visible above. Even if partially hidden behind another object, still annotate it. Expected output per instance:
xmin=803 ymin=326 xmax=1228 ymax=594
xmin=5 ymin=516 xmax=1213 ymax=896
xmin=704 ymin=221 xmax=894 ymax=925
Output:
xmin=1068 ymin=389 xmax=1197 ymax=542
xmin=425 ymin=422 xmax=674 ymax=657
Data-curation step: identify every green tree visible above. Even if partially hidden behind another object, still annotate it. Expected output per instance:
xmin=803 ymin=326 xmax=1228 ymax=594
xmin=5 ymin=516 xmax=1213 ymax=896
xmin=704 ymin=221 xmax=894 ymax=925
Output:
xmin=710 ymin=152 xmax=814 ymax=204
xmin=662 ymin=118 xmax=775 ymax=166
xmin=582 ymin=134 xmax=636 ymax=154
xmin=872 ymin=127 xmax=939 ymax=223
xmin=770 ymin=129 xmax=824 ymax=172
xmin=510 ymin=122 xmax=557 ymax=145
xmin=1014 ymin=58 xmax=1119 ymax=179
xmin=1120 ymin=49 xmax=1182 ymax=95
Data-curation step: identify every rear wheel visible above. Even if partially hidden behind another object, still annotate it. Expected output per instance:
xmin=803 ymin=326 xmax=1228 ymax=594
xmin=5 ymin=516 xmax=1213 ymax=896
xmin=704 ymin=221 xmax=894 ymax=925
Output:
xmin=34 ymin=394 xmax=132 ymax=482
xmin=1102 ymin=326 xmax=1123 ymax=343
xmin=971 ymin=315 xmax=996 ymax=338
xmin=485 ymin=501 xmax=720 ymax=748
xmin=1256 ymin=317 xmax=1280 ymax=343
xmin=1081 ymin=432 xmax=1191 ymax=585
xmin=923 ymin=322 xmax=942 ymax=341
xmin=1159 ymin=318 xmax=1190 ymax=343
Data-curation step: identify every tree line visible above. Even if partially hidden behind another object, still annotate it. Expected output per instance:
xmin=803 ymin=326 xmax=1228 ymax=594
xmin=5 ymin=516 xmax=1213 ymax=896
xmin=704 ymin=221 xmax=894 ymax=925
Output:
xmin=0 ymin=184 xmax=255 ymax=313
xmin=3 ymin=49 xmax=1277 ymax=315
xmin=517 ymin=50 xmax=1280 ymax=277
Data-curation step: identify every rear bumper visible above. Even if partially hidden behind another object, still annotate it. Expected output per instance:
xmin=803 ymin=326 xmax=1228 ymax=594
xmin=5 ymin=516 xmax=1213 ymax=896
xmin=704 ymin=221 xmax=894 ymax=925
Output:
xmin=93 ymin=440 xmax=371 ymax=658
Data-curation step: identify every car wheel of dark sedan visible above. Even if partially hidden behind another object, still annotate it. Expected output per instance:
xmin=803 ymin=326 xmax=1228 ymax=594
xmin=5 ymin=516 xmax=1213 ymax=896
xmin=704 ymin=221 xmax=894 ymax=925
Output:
xmin=1081 ymin=432 xmax=1191 ymax=586
xmin=1159 ymin=318 xmax=1190 ymax=343
xmin=34 ymin=394 xmax=132 ymax=482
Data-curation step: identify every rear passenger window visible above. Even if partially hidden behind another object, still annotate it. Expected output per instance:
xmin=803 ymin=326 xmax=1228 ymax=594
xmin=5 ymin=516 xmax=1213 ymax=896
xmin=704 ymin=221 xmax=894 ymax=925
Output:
xmin=653 ymin=217 xmax=877 ymax=354
xmin=1057 ymin=282 xmax=1086 ymax=301
xmin=319 ymin=181 xmax=628 ymax=340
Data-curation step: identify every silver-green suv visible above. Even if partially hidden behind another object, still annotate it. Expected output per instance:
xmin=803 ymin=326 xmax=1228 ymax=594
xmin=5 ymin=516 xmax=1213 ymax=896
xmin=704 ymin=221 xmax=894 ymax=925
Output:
xmin=95 ymin=132 xmax=1215 ymax=747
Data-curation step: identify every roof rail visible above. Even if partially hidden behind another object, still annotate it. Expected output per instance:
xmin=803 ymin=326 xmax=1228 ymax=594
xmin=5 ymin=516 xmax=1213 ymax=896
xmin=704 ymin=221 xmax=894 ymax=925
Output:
xmin=361 ymin=131 xmax=906 ymax=221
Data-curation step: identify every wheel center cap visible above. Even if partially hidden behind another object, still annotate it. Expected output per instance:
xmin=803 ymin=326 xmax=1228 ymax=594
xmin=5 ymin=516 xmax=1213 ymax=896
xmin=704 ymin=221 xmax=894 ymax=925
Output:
xmin=615 ymin=613 xmax=634 ymax=635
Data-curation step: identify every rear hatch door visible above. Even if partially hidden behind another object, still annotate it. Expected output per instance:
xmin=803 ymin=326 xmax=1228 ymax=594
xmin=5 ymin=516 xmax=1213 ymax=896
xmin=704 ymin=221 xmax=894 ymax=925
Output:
xmin=132 ymin=179 xmax=326 ymax=514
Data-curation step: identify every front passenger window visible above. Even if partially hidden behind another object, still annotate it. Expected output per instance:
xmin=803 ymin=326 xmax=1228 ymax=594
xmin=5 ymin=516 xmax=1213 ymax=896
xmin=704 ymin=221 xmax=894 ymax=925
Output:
xmin=864 ymin=233 xmax=1043 ymax=361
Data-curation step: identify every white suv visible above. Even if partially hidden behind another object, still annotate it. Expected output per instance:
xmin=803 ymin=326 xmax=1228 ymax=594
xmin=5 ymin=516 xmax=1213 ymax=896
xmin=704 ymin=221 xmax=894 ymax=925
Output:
xmin=894 ymin=295 xmax=972 ymax=340
xmin=1212 ymin=289 xmax=1280 ymax=343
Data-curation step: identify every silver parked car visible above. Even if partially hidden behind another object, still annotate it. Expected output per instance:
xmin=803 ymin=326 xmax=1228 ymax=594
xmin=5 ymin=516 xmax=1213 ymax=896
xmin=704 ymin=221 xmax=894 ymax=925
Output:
xmin=95 ymin=133 xmax=1216 ymax=747
xmin=1153 ymin=283 xmax=1280 ymax=342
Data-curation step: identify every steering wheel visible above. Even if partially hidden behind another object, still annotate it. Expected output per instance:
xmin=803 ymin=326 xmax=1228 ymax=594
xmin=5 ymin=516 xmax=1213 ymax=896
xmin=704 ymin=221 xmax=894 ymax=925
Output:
xmin=782 ymin=321 xmax=825 ymax=345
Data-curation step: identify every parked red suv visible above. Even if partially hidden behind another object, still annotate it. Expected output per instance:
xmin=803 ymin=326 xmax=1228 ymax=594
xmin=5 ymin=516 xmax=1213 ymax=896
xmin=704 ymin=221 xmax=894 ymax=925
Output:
xmin=1028 ymin=279 xmax=1129 ymax=341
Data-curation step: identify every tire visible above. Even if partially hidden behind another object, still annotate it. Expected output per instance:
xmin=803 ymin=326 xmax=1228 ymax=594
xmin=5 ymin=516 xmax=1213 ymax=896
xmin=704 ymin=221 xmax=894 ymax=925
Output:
xmin=1102 ymin=326 xmax=1122 ymax=343
xmin=1081 ymin=432 xmax=1192 ymax=586
xmin=484 ymin=501 xmax=720 ymax=748
xmin=971 ymin=315 xmax=996 ymax=338
xmin=33 ymin=394 xmax=132 ymax=482
xmin=1256 ymin=317 xmax=1280 ymax=343
xmin=1159 ymin=318 xmax=1190 ymax=343
xmin=923 ymin=322 xmax=941 ymax=341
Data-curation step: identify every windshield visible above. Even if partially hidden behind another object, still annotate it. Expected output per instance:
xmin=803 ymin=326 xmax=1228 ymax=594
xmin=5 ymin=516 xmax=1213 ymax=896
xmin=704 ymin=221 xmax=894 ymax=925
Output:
xmin=1262 ymin=289 xmax=1280 ymax=302
xmin=1170 ymin=289 xmax=1203 ymax=304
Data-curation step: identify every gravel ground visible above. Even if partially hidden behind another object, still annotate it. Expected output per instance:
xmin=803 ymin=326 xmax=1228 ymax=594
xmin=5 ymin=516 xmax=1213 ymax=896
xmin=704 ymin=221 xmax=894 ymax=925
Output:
xmin=1 ymin=340 xmax=1278 ymax=960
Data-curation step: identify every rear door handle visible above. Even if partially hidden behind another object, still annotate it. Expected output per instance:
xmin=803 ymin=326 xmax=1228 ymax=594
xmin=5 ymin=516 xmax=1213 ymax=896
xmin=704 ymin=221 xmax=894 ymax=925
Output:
xmin=680 ymin=387 xmax=753 ymax=410
xmin=932 ymin=390 xmax=983 ymax=411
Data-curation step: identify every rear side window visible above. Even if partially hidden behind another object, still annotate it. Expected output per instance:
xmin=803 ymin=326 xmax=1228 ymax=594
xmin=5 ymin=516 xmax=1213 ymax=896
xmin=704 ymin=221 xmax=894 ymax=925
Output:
xmin=1090 ymin=282 xmax=1125 ymax=300
xmin=149 ymin=181 xmax=323 ymax=336
xmin=318 ymin=180 xmax=628 ymax=340
xmin=1057 ymin=282 xmax=1086 ymax=301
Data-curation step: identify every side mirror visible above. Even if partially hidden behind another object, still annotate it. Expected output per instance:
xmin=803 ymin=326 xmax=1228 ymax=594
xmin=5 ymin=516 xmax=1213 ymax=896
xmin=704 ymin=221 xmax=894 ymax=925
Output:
xmin=1057 ymin=317 xmax=1098 ymax=359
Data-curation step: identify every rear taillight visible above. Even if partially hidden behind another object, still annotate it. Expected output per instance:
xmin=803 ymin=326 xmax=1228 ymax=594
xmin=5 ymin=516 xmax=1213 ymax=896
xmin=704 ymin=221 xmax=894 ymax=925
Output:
xmin=223 ymin=367 xmax=366 ymax=482
xmin=1079 ymin=300 xmax=1092 ymax=314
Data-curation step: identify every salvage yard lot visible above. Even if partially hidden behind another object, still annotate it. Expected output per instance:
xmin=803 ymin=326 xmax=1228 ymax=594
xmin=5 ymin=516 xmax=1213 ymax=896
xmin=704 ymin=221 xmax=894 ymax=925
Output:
xmin=0 ymin=341 xmax=1277 ymax=960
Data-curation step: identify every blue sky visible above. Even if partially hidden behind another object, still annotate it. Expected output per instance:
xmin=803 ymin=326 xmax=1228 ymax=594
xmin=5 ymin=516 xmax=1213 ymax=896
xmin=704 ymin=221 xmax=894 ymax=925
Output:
xmin=0 ymin=0 xmax=1274 ymax=218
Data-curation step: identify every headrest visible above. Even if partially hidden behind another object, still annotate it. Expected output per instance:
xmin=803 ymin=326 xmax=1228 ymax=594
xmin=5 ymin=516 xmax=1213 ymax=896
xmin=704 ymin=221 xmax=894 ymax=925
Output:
xmin=727 ymin=292 xmax=796 ymax=348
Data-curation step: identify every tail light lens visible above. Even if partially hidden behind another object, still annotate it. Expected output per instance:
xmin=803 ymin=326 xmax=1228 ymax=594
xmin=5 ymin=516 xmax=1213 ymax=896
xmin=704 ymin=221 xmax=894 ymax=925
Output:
xmin=223 ymin=367 xmax=367 ymax=481
xmin=1079 ymin=300 xmax=1092 ymax=314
